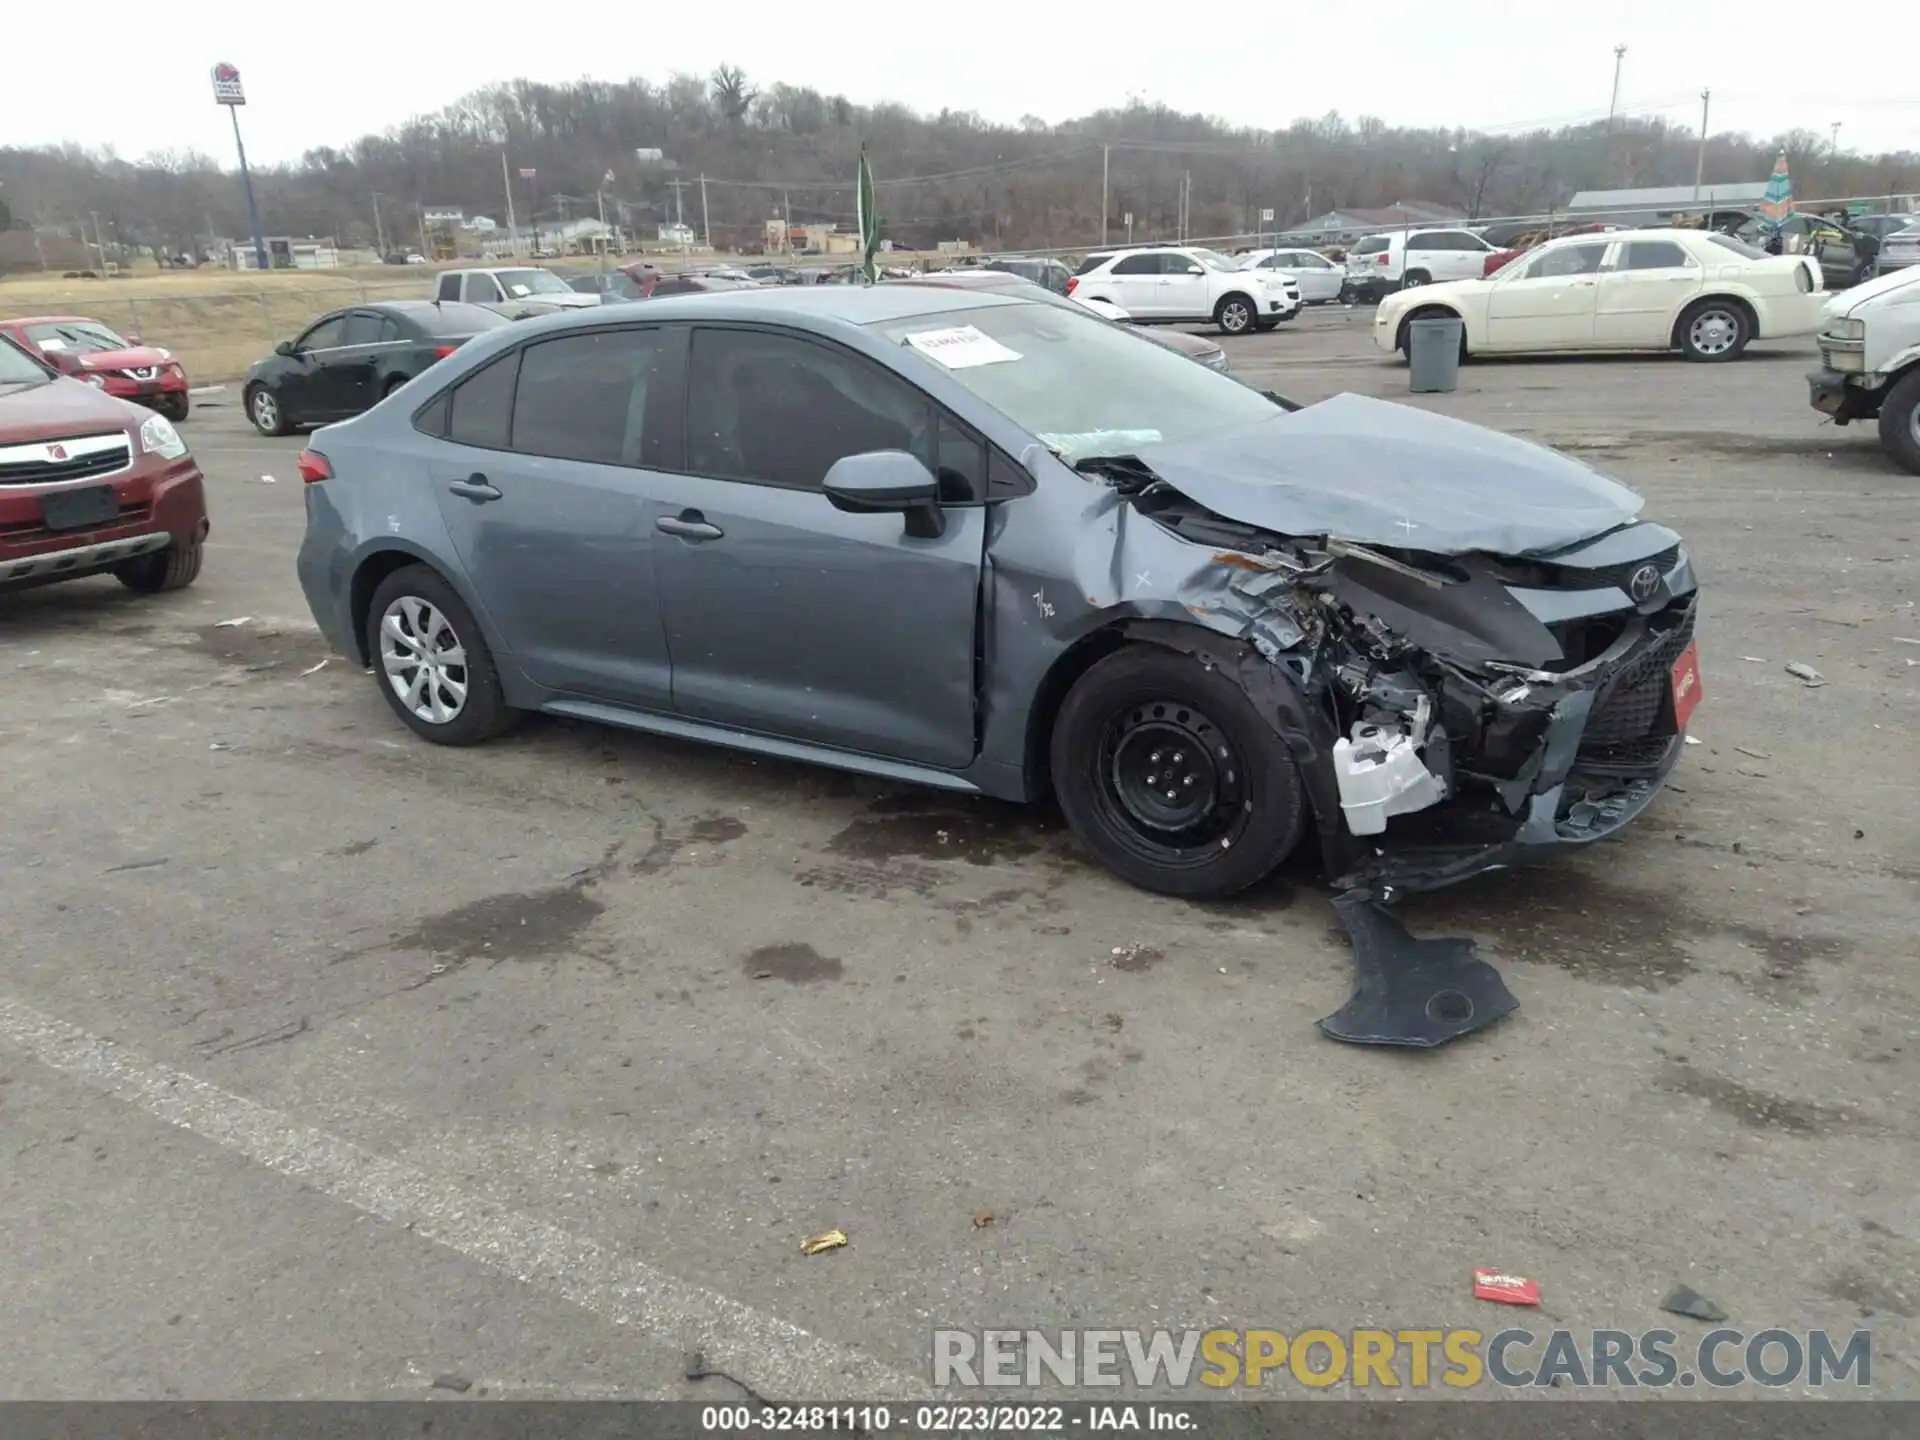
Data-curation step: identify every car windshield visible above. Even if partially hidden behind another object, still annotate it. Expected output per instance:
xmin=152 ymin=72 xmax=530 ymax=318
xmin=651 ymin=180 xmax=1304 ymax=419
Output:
xmin=491 ymin=268 xmax=572 ymax=298
xmin=1193 ymin=250 xmax=1240 ymax=272
xmin=23 ymin=320 xmax=129 ymax=354
xmin=872 ymin=302 xmax=1277 ymax=463
xmin=0 ymin=336 xmax=53 ymax=388
xmin=1707 ymin=233 xmax=1768 ymax=261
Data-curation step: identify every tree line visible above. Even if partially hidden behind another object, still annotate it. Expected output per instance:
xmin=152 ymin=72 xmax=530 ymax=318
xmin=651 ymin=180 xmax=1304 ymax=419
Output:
xmin=2 ymin=69 xmax=1916 ymax=264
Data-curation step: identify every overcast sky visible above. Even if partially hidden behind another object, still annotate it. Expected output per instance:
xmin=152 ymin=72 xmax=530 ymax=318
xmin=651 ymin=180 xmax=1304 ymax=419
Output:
xmin=5 ymin=4 xmax=1915 ymax=169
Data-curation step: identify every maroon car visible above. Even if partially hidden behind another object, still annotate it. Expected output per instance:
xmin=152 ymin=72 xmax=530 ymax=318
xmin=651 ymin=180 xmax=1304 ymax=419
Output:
xmin=0 ymin=314 xmax=192 ymax=421
xmin=0 ymin=335 xmax=209 ymax=596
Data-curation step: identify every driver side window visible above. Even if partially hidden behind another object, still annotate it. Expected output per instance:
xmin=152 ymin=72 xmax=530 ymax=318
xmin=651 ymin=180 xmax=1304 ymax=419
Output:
xmin=685 ymin=328 xmax=933 ymax=494
xmin=298 ymin=315 xmax=349 ymax=350
xmin=1525 ymin=243 xmax=1609 ymax=279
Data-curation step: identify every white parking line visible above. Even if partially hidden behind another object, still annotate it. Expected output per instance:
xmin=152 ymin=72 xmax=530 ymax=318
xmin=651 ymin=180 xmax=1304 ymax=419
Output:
xmin=0 ymin=994 xmax=927 ymax=1402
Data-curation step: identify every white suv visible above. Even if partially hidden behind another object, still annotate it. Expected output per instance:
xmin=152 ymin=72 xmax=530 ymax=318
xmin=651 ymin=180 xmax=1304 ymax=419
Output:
xmin=1343 ymin=229 xmax=1496 ymax=301
xmin=1069 ymin=247 xmax=1301 ymax=334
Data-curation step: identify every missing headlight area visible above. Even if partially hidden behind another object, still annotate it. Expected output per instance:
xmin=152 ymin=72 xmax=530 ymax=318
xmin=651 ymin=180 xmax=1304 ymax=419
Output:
xmin=1096 ymin=453 xmax=1702 ymax=1048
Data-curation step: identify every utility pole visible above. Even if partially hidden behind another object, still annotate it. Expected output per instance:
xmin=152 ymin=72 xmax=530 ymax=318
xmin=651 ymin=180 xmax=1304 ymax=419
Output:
xmin=782 ymin=189 xmax=792 ymax=254
xmin=500 ymin=152 xmax=518 ymax=254
xmin=372 ymin=190 xmax=387 ymax=256
xmin=1606 ymin=44 xmax=1627 ymax=133
xmin=89 ymin=210 xmax=106 ymax=271
xmin=1830 ymin=121 xmax=1842 ymax=157
xmin=1181 ymin=170 xmax=1192 ymax=243
xmin=1101 ymin=145 xmax=1110 ymax=247
xmin=667 ymin=178 xmax=689 ymax=227
xmin=1693 ymin=90 xmax=1711 ymax=204
xmin=699 ymin=174 xmax=711 ymax=249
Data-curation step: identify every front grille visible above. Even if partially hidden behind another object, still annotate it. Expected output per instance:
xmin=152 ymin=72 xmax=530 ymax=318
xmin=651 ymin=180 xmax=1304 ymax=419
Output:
xmin=0 ymin=442 xmax=131 ymax=487
xmin=1578 ymin=735 xmax=1677 ymax=768
xmin=1551 ymin=546 xmax=1679 ymax=591
xmin=1580 ymin=608 xmax=1696 ymax=750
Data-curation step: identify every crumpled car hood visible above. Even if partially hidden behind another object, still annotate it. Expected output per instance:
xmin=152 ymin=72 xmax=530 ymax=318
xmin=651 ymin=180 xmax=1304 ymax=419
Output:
xmin=1134 ymin=392 xmax=1644 ymax=555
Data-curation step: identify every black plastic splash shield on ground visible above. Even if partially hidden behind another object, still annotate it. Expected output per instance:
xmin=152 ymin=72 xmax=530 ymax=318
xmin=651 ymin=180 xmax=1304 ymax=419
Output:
xmin=1318 ymin=891 xmax=1518 ymax=1047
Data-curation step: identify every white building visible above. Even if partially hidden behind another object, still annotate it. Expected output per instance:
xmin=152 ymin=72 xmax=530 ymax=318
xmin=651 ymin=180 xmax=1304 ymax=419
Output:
xmin=658 ymin=222 xmax=696 ymax=246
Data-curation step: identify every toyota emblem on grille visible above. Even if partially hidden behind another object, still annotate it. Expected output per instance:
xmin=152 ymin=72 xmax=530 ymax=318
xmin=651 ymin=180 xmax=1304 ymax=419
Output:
xmin=1628 ymin=564 xmax=1661 ymax=602
xmin=47 ymin=443 xmax=68 ymax=461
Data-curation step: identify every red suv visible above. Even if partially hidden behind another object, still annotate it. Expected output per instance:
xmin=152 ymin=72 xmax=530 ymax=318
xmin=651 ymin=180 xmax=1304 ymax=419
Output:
xmin=0 ymin=336 xmax=209 ymax=596
xmin=0 ymin=315 xmax=192 ymax=421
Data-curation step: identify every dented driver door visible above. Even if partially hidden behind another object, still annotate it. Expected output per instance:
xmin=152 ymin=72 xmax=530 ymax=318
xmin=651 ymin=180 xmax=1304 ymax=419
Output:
xmin=649 ymin=325 xmax=986 ymax=771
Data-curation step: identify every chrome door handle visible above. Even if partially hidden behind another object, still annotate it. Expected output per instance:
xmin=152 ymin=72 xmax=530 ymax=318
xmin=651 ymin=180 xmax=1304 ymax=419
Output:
xmin=447 ymin=475 xmax=501 ymax=502
xmin=656 ymin=513 xmax=724 ymax=541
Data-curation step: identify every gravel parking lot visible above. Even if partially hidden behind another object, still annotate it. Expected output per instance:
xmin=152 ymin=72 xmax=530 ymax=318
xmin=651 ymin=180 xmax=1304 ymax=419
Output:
xmin=2 ymin=307 xmax=1916 ymax=1401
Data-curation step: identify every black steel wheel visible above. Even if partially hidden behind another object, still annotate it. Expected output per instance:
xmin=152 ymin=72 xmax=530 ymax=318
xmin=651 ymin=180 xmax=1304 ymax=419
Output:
xmin=1051 ymin=644 xmax=1307 ymax=898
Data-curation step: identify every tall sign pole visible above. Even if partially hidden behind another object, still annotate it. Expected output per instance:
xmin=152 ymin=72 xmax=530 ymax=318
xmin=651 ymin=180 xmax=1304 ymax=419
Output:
xmin=211 ymin=63 xmax=268 ymax=272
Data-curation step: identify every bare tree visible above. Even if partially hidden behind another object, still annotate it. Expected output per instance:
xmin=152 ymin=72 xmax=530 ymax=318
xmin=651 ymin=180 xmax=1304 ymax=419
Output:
xmin=710 ymin=66 xmax=756 ymax=125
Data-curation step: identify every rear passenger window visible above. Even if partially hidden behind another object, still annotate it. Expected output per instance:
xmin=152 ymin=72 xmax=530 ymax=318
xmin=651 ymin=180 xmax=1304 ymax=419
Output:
xmin=1619 ymin=241 xmax=1691 ymax=271
xmin=446 ymin=351 xmax=518 ymax=450
xmin=435 ymin=275 xmax=460 ymax=302
xmin=1112 ymin=254 xmax=1161 ymax=275
xmin=510 ymin=330 xmax=662 ymax=466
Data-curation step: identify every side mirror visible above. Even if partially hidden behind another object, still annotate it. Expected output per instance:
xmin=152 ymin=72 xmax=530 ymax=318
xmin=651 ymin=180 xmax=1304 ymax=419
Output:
xmin=823 ymin=450 xmax=946 ymax=539
xmin=275 ymin=340 xmax=296 ymax=357
xmin=1184 ymin=264 xmax=1205 ymax=276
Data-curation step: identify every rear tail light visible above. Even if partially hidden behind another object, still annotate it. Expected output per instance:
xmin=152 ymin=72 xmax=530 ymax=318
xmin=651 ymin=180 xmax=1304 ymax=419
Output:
xmin=296 ymin=449 xmax=332 ymax=484
xmin=1065 ymin=276 xmax=1079 ymax=296
xmin=432 ymin=345 xmax=458 ymax=360
xmin=1375 ymin=254 xmax=1389 ymax=267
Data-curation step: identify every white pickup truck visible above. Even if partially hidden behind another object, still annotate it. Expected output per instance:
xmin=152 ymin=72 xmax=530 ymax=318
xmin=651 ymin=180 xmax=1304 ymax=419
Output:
xmin=1807 ymin=265 xmax=1920 ymax=474
xmin=433 ymin=267 xmax=601 ymax=310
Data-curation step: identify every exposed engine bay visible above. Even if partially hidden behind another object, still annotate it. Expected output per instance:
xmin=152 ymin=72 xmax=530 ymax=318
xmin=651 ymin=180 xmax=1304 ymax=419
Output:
xmin=1077 ymin=444 xmax=1703 ymax=1047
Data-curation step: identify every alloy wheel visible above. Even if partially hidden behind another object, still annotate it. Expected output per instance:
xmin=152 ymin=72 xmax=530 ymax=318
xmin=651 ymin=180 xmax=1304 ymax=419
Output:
xmin=1220 ymin=299 xmax=1251 ymax=334
xmin=251 ymin=390 xmax=279 ymax=431
xmin=379 ymin=595 xmax=470 ymax=724
xmin=1688 ymin=308 xmax=1740 ymax=356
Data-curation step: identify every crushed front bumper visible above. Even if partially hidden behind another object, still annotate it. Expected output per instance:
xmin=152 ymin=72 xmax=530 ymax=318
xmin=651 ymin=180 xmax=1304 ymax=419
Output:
xmin=1807 ymin=364 xmax=1881 ymax=425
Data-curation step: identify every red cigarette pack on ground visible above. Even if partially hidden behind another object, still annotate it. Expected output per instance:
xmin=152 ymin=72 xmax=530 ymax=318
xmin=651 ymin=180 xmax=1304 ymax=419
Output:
xmin=1473 ymin=1268 xmax=1541 ymax=1306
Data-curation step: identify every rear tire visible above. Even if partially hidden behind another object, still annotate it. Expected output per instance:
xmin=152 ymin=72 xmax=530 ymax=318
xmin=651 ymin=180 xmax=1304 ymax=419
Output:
xmin=1214 ymin=293 xmax=1256 ymax=336
xmin=1403 ymin=269 xmax=1432 ymax=289
xmin=1676 ymin=298 xmax=1751 ymax=362
xmin=1878 ymin=369 xmax=1920 ymax=476
xmin=1050 ymin=644 xmax=1307 ymax=899
xmin=114 ymin=539 xmax=202 ymax=594
xmin=365 ymin=565 xmax=517 ymax=746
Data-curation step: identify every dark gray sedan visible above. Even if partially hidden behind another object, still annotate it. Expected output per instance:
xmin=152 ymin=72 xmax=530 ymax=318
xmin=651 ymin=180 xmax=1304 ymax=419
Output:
xmin=296 ymin=287 xmax=1701 ymax=899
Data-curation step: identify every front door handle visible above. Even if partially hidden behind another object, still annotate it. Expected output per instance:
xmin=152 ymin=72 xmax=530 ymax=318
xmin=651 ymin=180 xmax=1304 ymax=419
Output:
xmin=656 ymin=513 xmax=724 ymax=541
xmin=447 ymin=475 xmax=502 ymax=502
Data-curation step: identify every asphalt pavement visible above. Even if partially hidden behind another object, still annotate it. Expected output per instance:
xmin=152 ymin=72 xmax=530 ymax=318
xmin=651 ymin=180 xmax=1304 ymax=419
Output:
xmin=2 ymin=308 xmax=1916 ymax=1401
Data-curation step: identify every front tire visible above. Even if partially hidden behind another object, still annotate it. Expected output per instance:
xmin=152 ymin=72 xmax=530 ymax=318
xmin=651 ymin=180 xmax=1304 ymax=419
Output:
xmin=113 ymin=539 xmax=202 ymax=594
xmin=1050 ymin=645 xmax=1307 ymax=899
xmin=157 ymin=393 xmax=189 ymax=423
xmin=1677 ymin=298 xmax=1751 ymax=362
xmin=1214 ymin=293 xmax=1256 ymax=336
xmin=246 ymin=383 xmax=289 ymax=436
xmin=1878 ymin=369 xmax=1920 ymax=476
xmin=1395 ymin=306 xmax=1469 ymax=363
xmin=365 ymin=565 xmax=517 ymax=746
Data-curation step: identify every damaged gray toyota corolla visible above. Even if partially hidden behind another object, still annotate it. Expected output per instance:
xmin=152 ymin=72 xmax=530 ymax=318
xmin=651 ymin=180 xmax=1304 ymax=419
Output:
xmin=296 ymin=287 xmax=1702 ymax=908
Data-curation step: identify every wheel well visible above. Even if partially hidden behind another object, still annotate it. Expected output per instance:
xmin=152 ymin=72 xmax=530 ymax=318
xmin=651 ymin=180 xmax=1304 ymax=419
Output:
xmin=348 ymin=551 xmax=430 ymax=665
xmin=1023 ymin=627 xmax=1131 ymax=800
xmin=1673 ymin=293 xmax=1757 ymax=347
xmin=1216 ymin=290 xmax=1254 ymax=312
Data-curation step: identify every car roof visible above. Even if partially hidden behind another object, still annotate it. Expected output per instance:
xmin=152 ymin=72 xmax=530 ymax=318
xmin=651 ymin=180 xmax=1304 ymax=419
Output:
xmin=6 ymin=315 xmax=114 ymax=327
xmin=510 ymin=284 xmax=1026 ymax=333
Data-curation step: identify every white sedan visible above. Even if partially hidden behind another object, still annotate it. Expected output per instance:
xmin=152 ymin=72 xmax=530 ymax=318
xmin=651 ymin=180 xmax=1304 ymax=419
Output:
xmin=1239 ymin=247 xmax=1346 ymax=304
xmin=1373 ymin=227 xmax=1828 ymax=362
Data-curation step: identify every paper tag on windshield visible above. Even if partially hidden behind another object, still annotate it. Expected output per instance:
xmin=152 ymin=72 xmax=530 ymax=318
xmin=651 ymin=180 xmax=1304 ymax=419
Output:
xmin=905 ymin=325 xmax=1022 ymax=369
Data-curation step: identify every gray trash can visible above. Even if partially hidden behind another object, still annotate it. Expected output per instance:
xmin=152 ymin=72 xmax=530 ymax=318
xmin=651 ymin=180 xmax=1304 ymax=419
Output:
xmin=1407 ymin=317 xmax=1464 ymax=394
